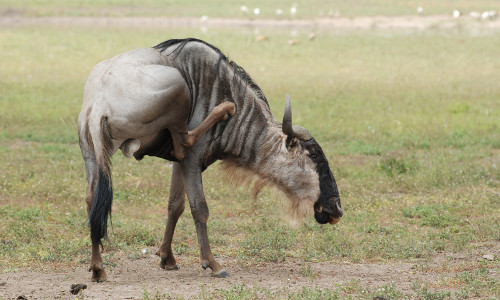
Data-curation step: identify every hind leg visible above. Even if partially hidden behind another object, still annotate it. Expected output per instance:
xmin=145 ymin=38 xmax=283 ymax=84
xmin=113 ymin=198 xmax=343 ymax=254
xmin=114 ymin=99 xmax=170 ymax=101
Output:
xmin=89 ymin=242 xmax=107 ymax=282
xmin=79 ymin=127 xmax=108 ymax=282
xmin=82 ymin=163 xmax=107 ymax=282
xmin=80 ymin=124 xmax=97 ymax=213
xmin=82 ymin=159 xmax=97 ymax=213
xmin=171 ymin=101 xmax=235 ymax=160
xmin=157 ymin=163 xmax=185 ymax=270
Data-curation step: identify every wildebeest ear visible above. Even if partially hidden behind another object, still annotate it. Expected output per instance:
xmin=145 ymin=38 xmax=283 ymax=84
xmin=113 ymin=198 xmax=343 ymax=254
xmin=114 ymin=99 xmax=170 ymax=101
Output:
xmin=285 ymin=135 xmax=299 ymax=149
xmin=292 ymin=125 xmax=312 ymax=141
xmin=282 ymin=95 xmax=312 ymax=141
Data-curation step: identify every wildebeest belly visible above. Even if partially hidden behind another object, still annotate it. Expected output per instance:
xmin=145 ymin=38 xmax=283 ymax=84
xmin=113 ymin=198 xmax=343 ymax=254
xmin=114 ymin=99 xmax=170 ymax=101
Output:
xmin=133 ymin=128 xmax=178 ymax=162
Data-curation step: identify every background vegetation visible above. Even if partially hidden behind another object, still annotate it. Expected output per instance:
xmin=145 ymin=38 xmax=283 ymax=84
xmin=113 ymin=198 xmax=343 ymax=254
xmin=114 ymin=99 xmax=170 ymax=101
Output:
xmin=1 ymin=0 xmax=499 ymax=18
xmin=0 ymin=1 xmax=499 ymax=299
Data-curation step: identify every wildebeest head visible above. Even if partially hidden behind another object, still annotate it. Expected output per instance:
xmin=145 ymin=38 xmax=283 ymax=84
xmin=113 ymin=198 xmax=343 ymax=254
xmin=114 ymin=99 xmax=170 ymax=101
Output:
xmin=282 ymin=95 xmax=343 ymax=225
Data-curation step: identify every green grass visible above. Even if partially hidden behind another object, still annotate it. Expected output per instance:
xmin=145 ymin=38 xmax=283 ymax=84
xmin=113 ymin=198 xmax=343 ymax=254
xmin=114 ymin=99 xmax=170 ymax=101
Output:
xmin=2 ymin=0 xmax=500 ymax=18
xmin=0 ymin=22 xmax=499 ymax=298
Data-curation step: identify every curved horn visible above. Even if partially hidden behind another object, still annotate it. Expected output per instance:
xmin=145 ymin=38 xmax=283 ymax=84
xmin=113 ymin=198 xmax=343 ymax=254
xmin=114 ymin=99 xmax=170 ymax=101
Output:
xmin=282 ymin=94 xmax=294 ymax=137
xmin=282 ymin=95 xmax=313 ymax=140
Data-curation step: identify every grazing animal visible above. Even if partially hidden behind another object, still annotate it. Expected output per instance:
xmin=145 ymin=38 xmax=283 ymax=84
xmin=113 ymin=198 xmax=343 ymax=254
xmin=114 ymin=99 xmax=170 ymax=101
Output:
xmin=78 ymin=38 xmax=343 ymax=281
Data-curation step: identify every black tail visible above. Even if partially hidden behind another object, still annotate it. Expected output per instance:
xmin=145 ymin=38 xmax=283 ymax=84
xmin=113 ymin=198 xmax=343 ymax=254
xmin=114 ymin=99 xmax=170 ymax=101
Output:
xmin=87 ymin=116 xmax=114 ymax=245
xmin=89 ymin=168 xmax=113 ymax=244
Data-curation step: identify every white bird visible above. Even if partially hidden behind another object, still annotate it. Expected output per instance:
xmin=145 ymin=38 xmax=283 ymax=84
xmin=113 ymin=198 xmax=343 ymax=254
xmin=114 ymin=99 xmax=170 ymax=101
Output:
xmin=276 ymin=8 xmax=283 ymax=16
xmin=240 ymin=5 xmax=249 ymax=13
xmin=482 ymin=10 xmax=498 ymax=20
xmin=416 ymin=6 xmax=423 ymax=14
xmin=470 ymin=11 xmax=480 ymax=19
xmin=254 ymin=8 xmax=260 ymax=15
xmin=290 ymin=5 xmax=297 ymax=17
xmin=452 ymin=9 xmax=461 ymax=18
xmin=200 ymin=15 xmax=208 ymax=22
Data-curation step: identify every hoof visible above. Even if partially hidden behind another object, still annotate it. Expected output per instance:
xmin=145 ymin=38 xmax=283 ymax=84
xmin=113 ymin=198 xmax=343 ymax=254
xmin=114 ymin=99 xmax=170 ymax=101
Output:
xmin=160 ymin=257 xmax=179 ymax=270
xmin=90 ymin=264 xmax=107 ymax=282
xmin=161 ymin=263 xmax=179 ymax=271
xmin=217 ymin=102 xmax=235 ymax=120
xmin=201 ymin=261 xmax=209 ymax=270
xmin=91 ymin=269 xmax=107 ymax=282
xmin=224 ymin=102 xmax=236 ymax=116
xmin=213 ymin=269 xmax=230 ymax=278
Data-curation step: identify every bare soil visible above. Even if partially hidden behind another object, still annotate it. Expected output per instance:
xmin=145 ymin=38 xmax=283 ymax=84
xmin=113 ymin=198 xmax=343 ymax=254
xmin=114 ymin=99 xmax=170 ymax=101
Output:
xmin=0 ymin=244 xmax=498 ymax=299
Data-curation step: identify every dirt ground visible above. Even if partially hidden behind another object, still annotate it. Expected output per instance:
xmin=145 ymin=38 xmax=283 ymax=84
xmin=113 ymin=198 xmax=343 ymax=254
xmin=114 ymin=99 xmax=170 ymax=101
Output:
xmin=0 ymin=244 xmax=498 ymax=299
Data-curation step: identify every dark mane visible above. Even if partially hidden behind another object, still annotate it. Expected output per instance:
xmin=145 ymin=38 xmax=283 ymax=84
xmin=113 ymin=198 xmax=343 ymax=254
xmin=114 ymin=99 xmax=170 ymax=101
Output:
xmin=154 ymin=38 xmax=269 ymax=107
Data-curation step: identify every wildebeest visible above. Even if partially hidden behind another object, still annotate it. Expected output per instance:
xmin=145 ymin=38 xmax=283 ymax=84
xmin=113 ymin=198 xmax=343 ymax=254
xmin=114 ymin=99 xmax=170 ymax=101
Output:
xmin=78 ymin=38 xmax=343 ymax=281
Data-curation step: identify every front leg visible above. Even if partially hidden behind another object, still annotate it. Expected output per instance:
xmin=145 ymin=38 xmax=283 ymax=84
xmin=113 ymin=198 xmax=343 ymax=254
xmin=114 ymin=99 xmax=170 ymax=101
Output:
xmin=180 ymin=158 xmax=230 ymax=278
